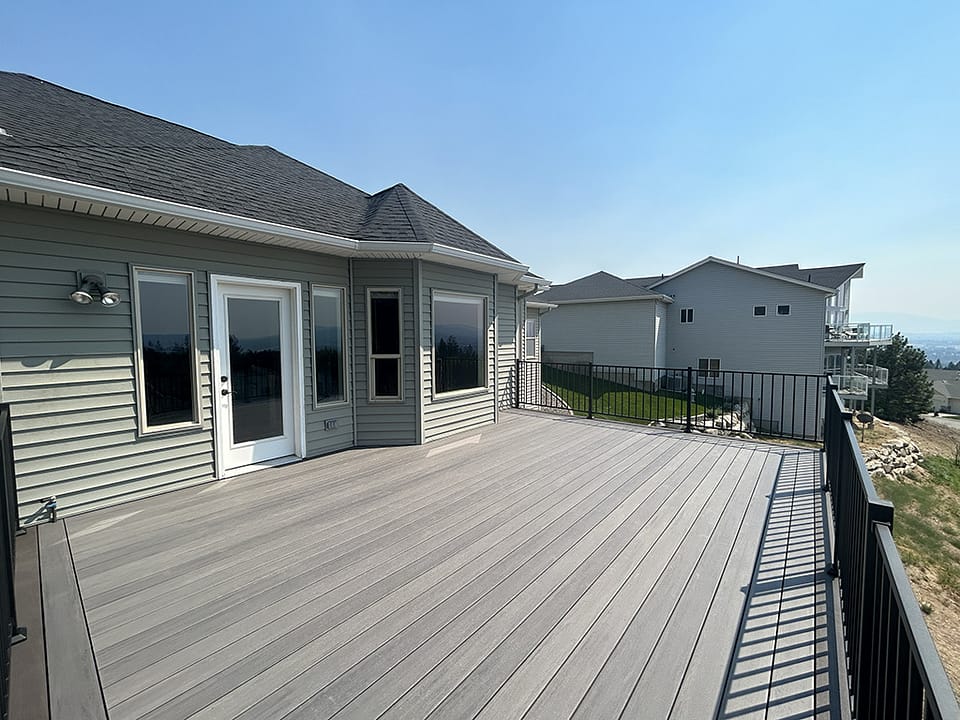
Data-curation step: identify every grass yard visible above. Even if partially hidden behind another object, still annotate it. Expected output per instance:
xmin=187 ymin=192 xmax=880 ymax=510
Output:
xmin=542 ymin=365 xmax=706 ymax=425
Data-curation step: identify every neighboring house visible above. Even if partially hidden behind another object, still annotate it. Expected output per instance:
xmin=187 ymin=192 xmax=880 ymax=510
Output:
xmin=0 ymin=73 xmax=549 ymax=517
xmin=537 ymin=257 xmax=893 ymax=432
xmin=928 ymin=369 xmax=960 ymax=414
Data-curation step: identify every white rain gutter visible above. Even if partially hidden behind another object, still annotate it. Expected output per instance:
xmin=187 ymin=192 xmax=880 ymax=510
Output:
xmin=0 ymin=166 xmax=532 ymax=281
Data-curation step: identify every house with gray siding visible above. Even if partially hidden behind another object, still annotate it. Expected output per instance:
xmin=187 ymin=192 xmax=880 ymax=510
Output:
xmin=0 ymin=73 xmax=549 ymax=518
xmin=538 ymin=257 xmax=892 ymax=433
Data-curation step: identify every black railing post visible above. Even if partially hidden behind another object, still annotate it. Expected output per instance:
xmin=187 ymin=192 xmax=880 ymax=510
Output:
xmin=587 ymin=363 xmax=594 ymax=419
xmin=514 ymin=358 xmax=521 ymax=408
xmin=856 ymin=499 xmax=895 ymax=719
xmin=685 ymin=366 xmax=693 ymax=433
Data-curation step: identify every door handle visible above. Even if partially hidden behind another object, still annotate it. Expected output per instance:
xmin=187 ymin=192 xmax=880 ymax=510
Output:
xmin=221 ymin=388 xmax=232 ymax=396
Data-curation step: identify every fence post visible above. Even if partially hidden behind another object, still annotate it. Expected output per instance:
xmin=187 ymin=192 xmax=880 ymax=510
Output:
xmin=855 ymin=500 xmax=895 ymax=719
xmin=514 ymin=358 xmax=520 ymax=408
xmin=587 ymin=363 xmax=594 ymax=419
xmin=685 ymin=366 xmax=693 ymax=433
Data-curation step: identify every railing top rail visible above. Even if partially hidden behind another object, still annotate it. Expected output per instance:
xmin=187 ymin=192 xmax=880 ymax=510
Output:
xmin=875 ymin=524 xmax=960 ymax=718
xmin=531 ymin=360 xmax=825 ymax=380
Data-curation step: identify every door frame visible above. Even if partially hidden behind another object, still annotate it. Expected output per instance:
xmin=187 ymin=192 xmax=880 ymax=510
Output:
xmin=209 ymin=274 xmax=306 ymax=478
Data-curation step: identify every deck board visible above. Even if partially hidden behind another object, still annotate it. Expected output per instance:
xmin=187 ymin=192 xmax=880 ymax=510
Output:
xmin=54 ymin=411 xmax=842 ymax=720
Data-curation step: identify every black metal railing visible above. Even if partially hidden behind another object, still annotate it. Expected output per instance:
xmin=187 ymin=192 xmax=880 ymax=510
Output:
xmin=516 ymin=360 xmax=825 ymax=442
xmin=0 ymin=404 xmax=24 ymax=720
xmin=824 ymin=379 xmax=959 ymax=719
xmin=435 ymin=355 xmax=482 ymax=394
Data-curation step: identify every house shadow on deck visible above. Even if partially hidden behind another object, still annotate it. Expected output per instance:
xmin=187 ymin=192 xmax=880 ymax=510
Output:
xmin=716 ymin=451 xmax=850 ymax=719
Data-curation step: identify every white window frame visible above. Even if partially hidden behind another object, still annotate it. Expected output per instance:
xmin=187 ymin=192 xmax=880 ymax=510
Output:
xmin=432 ymin=291 xmax=488 ymax=398
xmin=525 ymin=318 xmax=538 ymax=359
xmin=753 ymin=305 xmax=767 ymax=317
xmin=311 ymin=285 xmax=349 ymax=408
xmin=131 ymin=267 xmax=202 ymax=435
xmin=680 ymin=308 xmax=694 ymax=324
xmin=367 ymin=287 xmax=403 ymax=402
xmin=697 ymin=357 xmax=721 ymax=378
xmin=777 ymin=304 xmax=791 ymax=316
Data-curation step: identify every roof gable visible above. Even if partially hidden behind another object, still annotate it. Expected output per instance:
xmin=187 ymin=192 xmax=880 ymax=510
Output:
xmin=648 ymin=256 xmax=836 ymax=294
xmin=759 ymin=262 xmax=864 ymax=289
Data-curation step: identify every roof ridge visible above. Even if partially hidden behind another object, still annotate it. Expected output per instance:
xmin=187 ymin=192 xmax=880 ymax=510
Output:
xmin=392 ymin=184 xmax=431 ymax=243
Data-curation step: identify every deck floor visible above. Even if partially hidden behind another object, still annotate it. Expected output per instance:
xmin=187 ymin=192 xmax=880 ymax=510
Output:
xmin=57 ymin=411 xmax=838 ymax=720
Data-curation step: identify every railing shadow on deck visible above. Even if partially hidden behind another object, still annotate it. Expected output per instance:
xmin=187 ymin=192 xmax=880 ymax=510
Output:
xmin=715 ymin=451 xmax=847 ymax=719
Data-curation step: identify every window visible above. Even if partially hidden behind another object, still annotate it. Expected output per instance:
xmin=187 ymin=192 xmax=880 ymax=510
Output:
xmin=777 ymin=304 xmax=791 ymax=316
xmin=698 ymin=358 xmax=721 ymax=378
xmin=368 ymin=289 xmax=402 ymax=399
xmin=680 ymin=308 xmax=694 ymax=324
xmin=313 ymin=287 xmax=346 ymax=404
xmin=525 ymin=318 xmax=537 ymax=359
xmin=134 ymin=269 xmax=199 ymax=431
xmin=753 ymin=305 xmax=767 ymax=317
xmin=434 ymin=293 xmax=486 ymax=394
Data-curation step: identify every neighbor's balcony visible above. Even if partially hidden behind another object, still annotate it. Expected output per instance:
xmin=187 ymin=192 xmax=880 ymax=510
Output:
xmin=825 ymin=322 xmax=894 ymax=347
xmin=851 ymin=364 xmax=890 ymax=388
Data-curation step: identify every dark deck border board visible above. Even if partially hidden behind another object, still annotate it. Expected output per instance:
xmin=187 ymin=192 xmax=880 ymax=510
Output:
xmin=106 ymin=433 xmax=693 ymax=716
xmin=37 ymin=522 xmax=107 ymax=720
xmin=10 ymin=526 xmax=49 ymax=720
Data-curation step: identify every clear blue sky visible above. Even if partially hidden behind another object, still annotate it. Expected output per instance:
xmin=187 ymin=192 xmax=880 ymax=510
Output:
xmin=3 ymin=1 xmax=958 ymax=332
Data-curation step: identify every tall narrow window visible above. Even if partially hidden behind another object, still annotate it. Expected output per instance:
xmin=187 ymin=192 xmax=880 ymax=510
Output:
xmin=525 ymin=318 xmax=537 ymax=359
xmin=434 ymin=293 xmax=486 ymax=394
xmin=313 ymin=287 xmax=346 ymax=404
xmin=680 ymin=308 xmax=694 ymax=324
xmin=135 ymin=269 xmax=198 ymax=430
xmin=368 ymin=290 xmax=402 ymax=399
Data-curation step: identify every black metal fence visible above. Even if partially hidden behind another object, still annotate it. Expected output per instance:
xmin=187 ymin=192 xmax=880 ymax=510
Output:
xmin=824 ymin=380 xmax=959 ymax=719
xmin=0 ymin=404 xmax=24 ymax=720
xmin=516 ymin=360 xmax=825 ymax=442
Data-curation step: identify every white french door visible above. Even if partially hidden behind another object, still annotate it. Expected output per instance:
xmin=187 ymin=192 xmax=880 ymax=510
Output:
xmin=211 ymin=276 xmax=304 ymax=475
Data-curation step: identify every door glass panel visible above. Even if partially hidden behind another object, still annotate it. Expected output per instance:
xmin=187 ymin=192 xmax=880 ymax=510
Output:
xmin=228 ymin=297 xmax=283 ymax=443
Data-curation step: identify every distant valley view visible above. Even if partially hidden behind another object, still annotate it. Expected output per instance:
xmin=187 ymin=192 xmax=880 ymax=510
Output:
xmin=909 ymin=332 xmax=960 ymax=367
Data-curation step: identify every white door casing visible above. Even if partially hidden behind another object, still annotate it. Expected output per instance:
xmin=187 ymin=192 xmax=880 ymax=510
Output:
xmin=210 ymin=275 xmax=305 ymax=476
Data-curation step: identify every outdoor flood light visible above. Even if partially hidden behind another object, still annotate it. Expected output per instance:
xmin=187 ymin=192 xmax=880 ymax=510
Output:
xmin=71 ymin=272 xmax=121 ymax=306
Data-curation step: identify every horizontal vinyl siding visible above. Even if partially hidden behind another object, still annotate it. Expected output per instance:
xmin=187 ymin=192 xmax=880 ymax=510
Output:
xmin=0 ymin=203 xmax=353 ymax=517
xmin=656 ymin=262 xmax=827 ymax=375
xmin=352 ymin=259 xmax=417 ymax=446
xmin=421 ymin=263 xmax=496 ymax=442
xmin=496 ymin=283 xmax=517 ymax=409
xmin=539 ymin=300 xmax=658 ymax=367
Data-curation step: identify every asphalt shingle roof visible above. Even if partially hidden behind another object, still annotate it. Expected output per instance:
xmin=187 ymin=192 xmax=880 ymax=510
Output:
xmin=758 ymin=263 xmax=864 ymax=290
xmin=0 ymin=72 xmax=516 ymax=262
xmin=536 ymin=271 xmax=664 ymax=302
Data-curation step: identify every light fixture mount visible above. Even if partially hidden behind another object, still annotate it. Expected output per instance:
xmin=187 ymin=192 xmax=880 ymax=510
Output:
xmin=71 ymin=271 xmax=121 ymax=307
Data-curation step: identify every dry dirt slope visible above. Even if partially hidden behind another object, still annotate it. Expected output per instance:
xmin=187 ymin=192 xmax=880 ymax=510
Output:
xmin=855 ymin=415 xmax=960 ymax=699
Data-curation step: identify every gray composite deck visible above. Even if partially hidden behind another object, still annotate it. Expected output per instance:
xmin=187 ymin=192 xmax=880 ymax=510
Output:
xmin=46 ymin=411 xmax=842 ymax=720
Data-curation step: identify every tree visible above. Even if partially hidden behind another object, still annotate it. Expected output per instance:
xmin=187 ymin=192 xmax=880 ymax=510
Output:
xmin=873 ymin=333 xmax=935 ymax=422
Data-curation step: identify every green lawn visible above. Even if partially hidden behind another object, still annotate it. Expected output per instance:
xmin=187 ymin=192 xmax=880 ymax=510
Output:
xmin=542 ymin=365 xmax=707 ymax=425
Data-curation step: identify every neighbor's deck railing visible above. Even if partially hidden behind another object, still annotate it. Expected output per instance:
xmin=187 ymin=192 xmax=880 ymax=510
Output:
xmin=824 ymin=379 xmax=959 ymax=719
xmin=0 ymin=404 xmax=25 ymax=720
xmin=515 ymin=360 xmax=825 ymax=442
xmin=826 ymin=322 xmax=895 ymax=344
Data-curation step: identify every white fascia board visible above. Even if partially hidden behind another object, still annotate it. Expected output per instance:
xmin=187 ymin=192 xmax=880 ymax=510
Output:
xmin=649 ymin=255 xmax=836 ymax=294
xmin=0 ymin=166 xmax=531 ymax=279
xmin=525 ymin=300 xmax=558 ymax=309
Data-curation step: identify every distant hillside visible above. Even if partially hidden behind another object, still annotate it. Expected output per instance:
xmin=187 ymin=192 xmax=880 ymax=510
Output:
xmin=911 ymin=333 xmax=960 ymax=366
